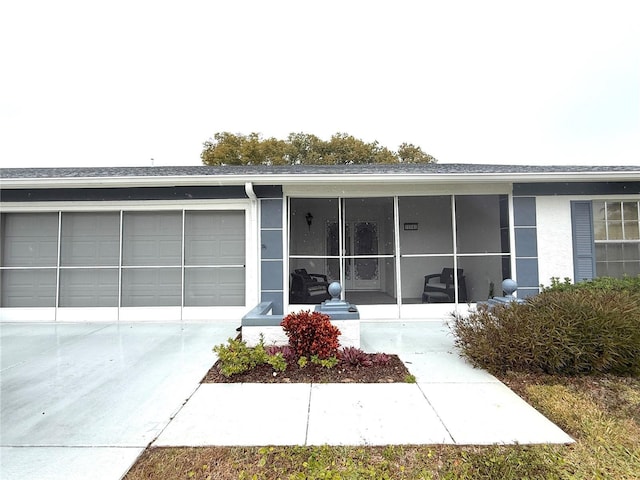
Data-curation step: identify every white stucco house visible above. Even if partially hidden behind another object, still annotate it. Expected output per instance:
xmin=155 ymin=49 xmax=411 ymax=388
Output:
xmin=1 ymin=164 xmax=639 ymax=322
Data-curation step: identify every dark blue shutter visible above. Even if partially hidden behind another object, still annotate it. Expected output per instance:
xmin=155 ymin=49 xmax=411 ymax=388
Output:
xmin=571 ymin=201 xmax=595 ymax=282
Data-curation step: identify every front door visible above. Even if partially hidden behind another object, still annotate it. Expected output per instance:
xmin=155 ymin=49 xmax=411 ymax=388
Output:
xmin=346 ymin=221 xmax=380 ymax=290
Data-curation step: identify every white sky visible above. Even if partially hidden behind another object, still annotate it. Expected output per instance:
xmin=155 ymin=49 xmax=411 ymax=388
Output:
xmin=1 ymin=0 xmax=639 ymax=168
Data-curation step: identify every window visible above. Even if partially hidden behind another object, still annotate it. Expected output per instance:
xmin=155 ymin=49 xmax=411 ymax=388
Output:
xmin=593 ymin=201 xmax=640 ymax=277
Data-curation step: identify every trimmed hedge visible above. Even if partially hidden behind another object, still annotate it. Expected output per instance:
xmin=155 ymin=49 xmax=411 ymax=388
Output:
xmin=451 ymin=278 xmax=640 ymax=375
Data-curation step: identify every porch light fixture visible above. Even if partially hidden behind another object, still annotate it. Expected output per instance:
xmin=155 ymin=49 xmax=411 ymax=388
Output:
xmin=305 ymin=212 xmax=313 ymax=230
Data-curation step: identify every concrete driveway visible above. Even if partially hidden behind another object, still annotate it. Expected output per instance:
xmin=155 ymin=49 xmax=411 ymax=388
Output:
xmin=1 ymin=321 xmax=573 ymax=479
xmin=0 ymin=322 xmax=236 ymax=480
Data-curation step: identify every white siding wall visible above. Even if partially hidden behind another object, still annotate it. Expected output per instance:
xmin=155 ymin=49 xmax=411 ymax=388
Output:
xmin=536 ymin=197 xmax=574 ymax=286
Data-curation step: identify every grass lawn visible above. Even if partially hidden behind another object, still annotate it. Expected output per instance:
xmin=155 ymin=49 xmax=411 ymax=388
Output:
xmin=124 ymin=373 xmax=639 ymax=480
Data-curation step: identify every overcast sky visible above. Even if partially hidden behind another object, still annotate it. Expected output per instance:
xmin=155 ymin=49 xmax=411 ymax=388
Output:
xmin=1 ymin=0 xmax=638 ymax=168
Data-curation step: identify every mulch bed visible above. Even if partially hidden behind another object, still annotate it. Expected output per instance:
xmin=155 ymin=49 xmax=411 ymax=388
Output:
xmin=202 ymin=354 xmax=411 ymax=384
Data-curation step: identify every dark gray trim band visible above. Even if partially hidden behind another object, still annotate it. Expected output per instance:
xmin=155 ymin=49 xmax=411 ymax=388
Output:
xmin=514 ymin=182 xmax=640 ymax=196
xmin=0 ymin=186 xmax=248 ymax=202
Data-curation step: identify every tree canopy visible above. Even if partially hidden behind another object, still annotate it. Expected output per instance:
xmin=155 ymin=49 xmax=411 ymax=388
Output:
xmin=201 ymin=132 xmax=437 ymax=166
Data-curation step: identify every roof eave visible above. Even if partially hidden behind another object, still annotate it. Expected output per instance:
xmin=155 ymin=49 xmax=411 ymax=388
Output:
xmin=1 ymin=170 xmax=639 ymax=189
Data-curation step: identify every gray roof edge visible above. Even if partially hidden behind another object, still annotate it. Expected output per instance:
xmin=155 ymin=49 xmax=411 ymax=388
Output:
xmin=2 ymin=163 xmax=640 ymax=184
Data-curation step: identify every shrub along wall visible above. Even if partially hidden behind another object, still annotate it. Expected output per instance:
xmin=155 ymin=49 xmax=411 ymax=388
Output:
xmin=451 ymin=277 xmax=640 ymax=375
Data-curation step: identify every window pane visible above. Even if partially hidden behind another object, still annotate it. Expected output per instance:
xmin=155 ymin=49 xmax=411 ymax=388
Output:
xmin=1 ymin=213 xmax=58 ymax=267
xmin=592 ymin=201 xmax=606 ymax=222
xmin=399 ymin=196 xmax=453 ymax=254
xmin=607 ymin=202 xmax=622 ymax=220
xmin=623 ymin=202 xmax=639 ymax=221
xmin=59 ymin=269 xmax=118 ymax=307
xmin=184 ymin=267 xmax=245 ymax=306
xmin=122 ymin=212 xmax=182 ymax=266
xmin=60 ymin=212 xmax=120 ymax=266
xmin=624 ymin=222 xmax=639 ymax=240
xmin=608 ymin=222 xmax=623 ymax=240
xmin=0 ymin=269 xmax=57 ymax=307
xmin=623 ymin=244 xmax=640 ymax=262
xmin=290 ymin=198 xmax=338 ymax=256
xmin=185 ymin=211 xmax=245 ymax=265
xmin=593 ymin=221 xmax=607 ymax=241
xmin=121 ymin=268 xmax=181 ymax=306
xmin=456 ymin=195 xmax=509 ymax=254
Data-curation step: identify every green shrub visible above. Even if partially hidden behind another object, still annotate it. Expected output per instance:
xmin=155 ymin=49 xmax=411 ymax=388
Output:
xmin=451 ymin=286 xmax=640 ymax=375
xmin=213 ymin=337 xmax=267 ymax=377
xmin=213 ymin=337 xmax=288 ymax=377
xmin=266 ymin=352 xmax=287 ymax=372
xmin=310 ymin=354 xmax=339 ymax=369
xmin=544 ymin=275 xmax=640 ymax=293
xmin=281 ymin=310 xmax=341 ymax=359
xmin=297 ymin=356 xmax=308 ymax=368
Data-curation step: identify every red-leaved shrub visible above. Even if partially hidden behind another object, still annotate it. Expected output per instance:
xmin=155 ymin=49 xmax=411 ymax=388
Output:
xmin=281 ymin=310 xmax=341 ymax=359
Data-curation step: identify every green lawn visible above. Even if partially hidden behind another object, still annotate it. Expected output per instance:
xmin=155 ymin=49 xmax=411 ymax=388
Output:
xmin=125 ymin=373 xmax=639 ymax=479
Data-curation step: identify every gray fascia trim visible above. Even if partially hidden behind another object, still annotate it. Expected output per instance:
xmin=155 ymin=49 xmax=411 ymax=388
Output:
xmin=3 ymin=170 xmax=640 ymax=190
xmin=514 ymin=182 xmax=640 ymax=196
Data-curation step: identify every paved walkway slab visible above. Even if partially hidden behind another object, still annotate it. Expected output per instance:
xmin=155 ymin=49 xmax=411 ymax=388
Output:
xmin=155 ymin=384 xmax=311 ymax=446
xmin=422 ymin=382 xmax=574 ymax=445
xmin=400 ymin=352 xmax=498 ymax=383
xmin=306 ymin=384 xmax=453 ymax=445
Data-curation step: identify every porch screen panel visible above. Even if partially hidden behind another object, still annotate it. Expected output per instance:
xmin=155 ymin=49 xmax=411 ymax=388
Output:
xmin=1 ymin=213 xmax=58 ymax=307
xmin=122 ymin=212 xmax=182 ymax=266
xmin=343 ymin=198 xmax=396 ymax=304
xmin=400 ymin=256 xmax=454 ymax=303
xmin=456 ymin=195 xmax=508 ymax=254
xmin=184 ymin=268 xmax=245 ymax=306
xmin=398 ymin=196 xmax=453 ymax=255
xmin=289 ymin=198 xmax=339 ymax=257
xmin=185 ymin=211 xmax=244 ymax=265
xmin=122 ymin=212 xmax=182 ymax=307
xmin=457 ymin=255 xmax=511 ymax=302
xmin=1 ymin=213 xmax=58 ymax=267
xmin=59 ymin=269 xmax=119 ymax=307
xmin=59 ymin=212 xmax=120 ymax=307
xmin=60 ymin=212 xmax=120 ymax=266
xmin=455 ymin=195 xmax=511 ymax=302
xmin=121 ymin=268 xmax=181 ymax=307
xmin=289 ymin=199 xmax=339 ymax=304
xmin=398 ymin=197 xmax=455 ymax=303
xmin=0 ymin=269 xmax=57 ymax=307
xmin=184 ymin=211 xmax=245 ymax=306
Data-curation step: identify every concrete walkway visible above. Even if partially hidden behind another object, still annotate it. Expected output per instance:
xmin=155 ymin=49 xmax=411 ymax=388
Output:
xmin=1 ymin=321 xmax=572 ymax=480
xmin=155 ymin=323 xmax=573 ymax=447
